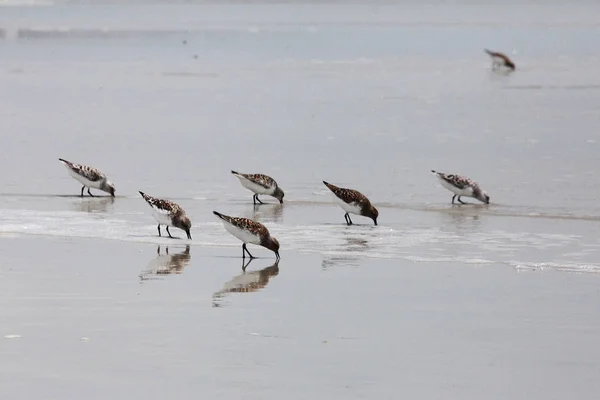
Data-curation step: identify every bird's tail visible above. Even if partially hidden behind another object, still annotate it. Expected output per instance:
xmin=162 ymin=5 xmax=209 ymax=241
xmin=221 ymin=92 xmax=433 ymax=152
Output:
xmin=138 ymin=191 xmax=152 ymax=203
xmin=213 ymin=211 xmax=235 ymax=224
xmin=58 ymin=158 xmax=73 ymax=167
xmin=213 ymin=210 xmax=226 ymax=220
xmin=323 ymin=181 xmax=339 ymax=192
xmin=484 ymin=49 xmax=494 ymax=56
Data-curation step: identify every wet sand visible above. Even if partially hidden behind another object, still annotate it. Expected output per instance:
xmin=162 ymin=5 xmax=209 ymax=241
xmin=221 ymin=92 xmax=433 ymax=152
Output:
xmin=1 ymin=236 xmax=599 ymax=399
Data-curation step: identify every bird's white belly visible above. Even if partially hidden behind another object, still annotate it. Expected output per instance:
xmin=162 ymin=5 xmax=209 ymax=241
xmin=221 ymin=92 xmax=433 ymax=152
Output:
xmin=440 ymin=179 xmax=474 ymax=197
xmin=222 ymin=221 xmax=261 ymax=245
xmin=151 ymin=207 xmax=173 ymax=226
xmin=335 ymin=196 xmax=362 ymax=215
xmin=239 ymin=177 xmax=274 ymax=195
xmin=492 ymin=56 xmax=504 ymax=64
xmin=67 ymin=168 xmax=102 ymax=189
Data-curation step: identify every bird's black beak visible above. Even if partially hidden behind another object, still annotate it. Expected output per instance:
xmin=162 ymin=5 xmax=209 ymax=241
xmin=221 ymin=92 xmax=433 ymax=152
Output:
xmin=187 ymin=230 xmax=192 ymax=240
xmin=279 ymin=199 xmax=283 ymax=204
xmin=374 ymin=218 xmax=378 ymax=226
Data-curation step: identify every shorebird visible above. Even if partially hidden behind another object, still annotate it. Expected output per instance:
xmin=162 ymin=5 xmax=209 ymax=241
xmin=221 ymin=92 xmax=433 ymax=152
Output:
xmin=231 ymin=170 xmax=285 ymax=204
xmin=484 ymin=49 xmax=516 ymax=71
xmin=431 ymin=170 xmax=490 ymax=204
xmin=323 ymin=181 xmax=378 ymax=226
xmin=213 ymin=211 xmax=280 ymax=260
xmin=139 ymin=191 xmax=192 ymax=239
xmin=58 ymin=158 xmax=115 ymax=197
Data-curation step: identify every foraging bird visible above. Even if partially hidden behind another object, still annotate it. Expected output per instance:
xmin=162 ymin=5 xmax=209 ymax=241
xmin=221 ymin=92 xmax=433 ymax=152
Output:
xmin=484 ymin=49 xmax=516 ymax=71
xmin=431 ymin=170 xmax=490 ymax=205
xmin=139 ymin=191 xmax=192 ymax=239
xmin=231 ymin=170 xmax=285 ymax=204
xmin=323 ymin=181 xmax=378 ymax=226
xmin=213 ymin=211 xmax=280 ymax=260
xmin=58 ymin=158 xmax=115 ymax=197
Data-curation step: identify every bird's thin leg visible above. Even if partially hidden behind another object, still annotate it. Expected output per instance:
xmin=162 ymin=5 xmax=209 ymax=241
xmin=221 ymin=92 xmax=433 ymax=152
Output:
xmin=242 ymin=258 xmax=252 ymax=271
xmin=253 ymin=194 xmax=257 ymax=205
xmin=87 ymin=188 xmax=94 ymax=197
xmin=346 ymin=213 xmax=353 ymax=226
xmin=243 ymin=243 xmax=255 ymax=259
xmin=166 ymin=226 xmax=173 ymax=238
xmin=458 ymin=196 xmax=466 ymax=205
xmin=344 ymin=213 xmax=349 ymax=225
xmin=157 ymin=225 xmax=162 ymax=237
xmin=452 ymin=195 xmax=456 ymax=204
xmin=80 ymin=186 xmax=85 ymax=197
xmin=256 ymin=195 xmax=264 ymax=204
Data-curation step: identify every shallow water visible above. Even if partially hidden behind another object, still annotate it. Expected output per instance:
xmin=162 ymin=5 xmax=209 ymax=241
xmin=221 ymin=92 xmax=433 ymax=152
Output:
xmin=2 ymin=237 xmax=600 ymax=399
xmin=1 ymin=1 xmax=600 ymax=398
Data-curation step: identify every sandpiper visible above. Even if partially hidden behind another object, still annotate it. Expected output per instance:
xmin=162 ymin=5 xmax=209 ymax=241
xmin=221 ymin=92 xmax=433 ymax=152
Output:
xmin=139 ymin=191 xmax=192 ymax=239
xmin=323 ymin=181 xmax=378 ymax=226
xmin=431 ymin=170 xmax=490 ymax=204
xmin=213 ymin=211 xmax=280 ymax=260
xmin=58 ymin=158 xmax=115 ymax=197
xmin=231 ymin=170 xmax=285 ymax=204
xmin=484 ymin=49 xmax=515 ymax=71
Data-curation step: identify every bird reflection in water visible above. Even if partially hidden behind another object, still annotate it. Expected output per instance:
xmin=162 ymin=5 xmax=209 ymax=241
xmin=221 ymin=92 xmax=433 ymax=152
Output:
xmin=139 ymin=245 xmax=191 ymax=282
xmin=71 ymin=196 xmax=115 ymax=213
xmin=440 ymin=209 xmax=482 ymax=234
xmin=245 ymin=203 xmax=283 ymax=223
xmin=212 ymin=259 xmax=280 ymax=306
xmin=321 ymin=233 xmax=371 ymax=269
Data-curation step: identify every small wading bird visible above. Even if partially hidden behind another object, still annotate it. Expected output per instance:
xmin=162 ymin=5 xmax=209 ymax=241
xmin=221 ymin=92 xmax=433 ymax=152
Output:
xmin=139 ymin=191 xmax=192 ymax=239
xmin=231 ymin=170 xmax=285 ymax=204
xmin=484 ymin=49 xmax=516 ymax=72
xmin=323 ymin=181 xmax=378 ymax=226
xmin=213 ymin=211 xmax=280 ymax=260
xmin=431 ymin=170 xmax=490 ymax=205
xmin=58 ymin=158 xmax=115 ymax=197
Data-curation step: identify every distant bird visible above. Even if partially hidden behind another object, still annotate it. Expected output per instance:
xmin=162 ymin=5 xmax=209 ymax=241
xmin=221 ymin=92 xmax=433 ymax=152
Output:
xmin=323 ymin=181 xmax=378 ymax=226
xmin=484 ymin=49 xmax=516 ymax=71
xmin=213 ymin=211 xmax=280 ymax=260
xmin=231 ymin=170 xmax=284 ymax=204
xmin=139 ymin=191 xmax=192 ymax=239
xmin=431 ymin=170 xmax=490 ymax=204
xmin=58 ymin=158 xmax=115 ymax=197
